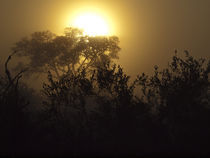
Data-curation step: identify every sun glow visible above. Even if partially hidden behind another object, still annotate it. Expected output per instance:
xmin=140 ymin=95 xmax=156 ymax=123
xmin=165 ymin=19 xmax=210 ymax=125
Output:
xmin=72 ymin=13 xmax=110 ymax=36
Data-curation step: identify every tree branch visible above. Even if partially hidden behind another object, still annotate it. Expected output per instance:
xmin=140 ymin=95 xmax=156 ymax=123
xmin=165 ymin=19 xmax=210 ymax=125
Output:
xmin=78 ymin=56 xmax=87 ymax=72
xmin=5 ymin=55 xmax=12 ymax=84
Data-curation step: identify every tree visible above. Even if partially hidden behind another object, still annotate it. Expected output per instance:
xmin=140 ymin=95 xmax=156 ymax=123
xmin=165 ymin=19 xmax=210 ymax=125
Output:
xmin=0 ymin=53 xmax=31 ymax=154
xmin=13 ymin=27 xmax=120 ymax=79
xmin=136 ymin=51 xmax=210 ymax=153
xmin=42 ymin=61 xmax=155 ymax=156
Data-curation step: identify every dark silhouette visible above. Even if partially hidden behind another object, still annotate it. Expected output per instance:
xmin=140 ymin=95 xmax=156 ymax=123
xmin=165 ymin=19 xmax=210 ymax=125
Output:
xmin=0 ymin=28 xmax=209 ymax=157
xmin=0 ymin=53 xmax=31 ymax=155
xmin=13 ymin=28 xmax=120 ymax=79
xmin=136 ymin=51 xmax=210 ymax=154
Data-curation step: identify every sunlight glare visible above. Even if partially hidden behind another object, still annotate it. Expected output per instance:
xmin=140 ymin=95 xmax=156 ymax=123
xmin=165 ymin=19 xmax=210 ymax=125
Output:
xmin=72 ymin=13 xmax=110 ymax=36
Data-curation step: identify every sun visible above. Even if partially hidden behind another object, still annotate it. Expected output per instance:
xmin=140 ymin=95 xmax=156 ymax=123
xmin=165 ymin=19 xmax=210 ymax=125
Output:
xmin=72 ymin=13 xmax=110 ymax=36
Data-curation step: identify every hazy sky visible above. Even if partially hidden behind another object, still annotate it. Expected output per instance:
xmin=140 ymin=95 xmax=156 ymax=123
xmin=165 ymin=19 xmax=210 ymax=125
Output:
xmin=1 ymin=0 xmax=210 ymax=77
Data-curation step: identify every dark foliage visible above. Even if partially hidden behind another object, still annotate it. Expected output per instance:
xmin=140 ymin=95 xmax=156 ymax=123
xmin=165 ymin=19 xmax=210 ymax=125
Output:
xmin=0 ymin=46 xmax=209 ymax=157
xmin=13 ymin=27 xmax=120 ymax=79
xmin=0 ymin=53 xmax=32 ymax=155
xmin=136 ymin=51 xmax=210 ymax=154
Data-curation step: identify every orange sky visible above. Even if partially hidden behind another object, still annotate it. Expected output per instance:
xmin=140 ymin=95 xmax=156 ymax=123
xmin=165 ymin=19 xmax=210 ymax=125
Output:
xmin=0 ymin=0 xmax=210 ymax=77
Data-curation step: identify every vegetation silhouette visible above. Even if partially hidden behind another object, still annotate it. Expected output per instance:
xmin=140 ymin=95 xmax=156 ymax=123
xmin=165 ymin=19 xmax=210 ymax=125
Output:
xmin=0 ymin=28 xmax=209 ymax=157
xmin=13 ymin=28 xmax=120 ymax=79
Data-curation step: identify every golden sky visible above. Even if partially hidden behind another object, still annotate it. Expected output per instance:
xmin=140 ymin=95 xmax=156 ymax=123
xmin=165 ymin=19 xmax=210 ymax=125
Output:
xmin=0 ymin=0 xmax=210 ymax=77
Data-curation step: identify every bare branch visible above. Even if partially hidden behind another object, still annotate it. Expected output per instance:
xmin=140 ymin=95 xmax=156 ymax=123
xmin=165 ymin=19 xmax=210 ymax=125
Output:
xmin=5 ymin=55 xmax=12 ymax=84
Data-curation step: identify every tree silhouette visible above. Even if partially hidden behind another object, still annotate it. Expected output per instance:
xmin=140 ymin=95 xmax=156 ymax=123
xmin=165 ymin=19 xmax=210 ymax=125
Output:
xmin=1 ymin=28 xmax=210 ymax=157
xmin=0 ymin=53 xmax=31 ymax=155
xmin=13 ymin=27 xmax=120 ymax=79
xmin=136 ymin=51 xmax=210 ymax=153
xmin=41 ymin=61 xmax=154 ymax=156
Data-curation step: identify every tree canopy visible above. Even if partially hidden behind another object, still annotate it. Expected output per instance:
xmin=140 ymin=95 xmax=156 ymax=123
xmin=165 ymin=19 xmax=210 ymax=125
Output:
xmin=1 ymin=27 xmax=210 ymax=156
xmin=13 ymin=27 xmax=120 ymax=79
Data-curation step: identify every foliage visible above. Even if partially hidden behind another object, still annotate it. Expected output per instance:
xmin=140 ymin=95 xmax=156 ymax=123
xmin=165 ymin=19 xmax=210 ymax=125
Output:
xmin=0 ymin=53 xmax=31 ymax=155
xmin=13 ymin=27 xmax=120 ymax=79
xmin=1 ymin=33 xmax=210 ymax=156
xmin=41 ymin=62 xmax=144 ymax=155
xmin=136 ymin=51 xmax=210 ymax=151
